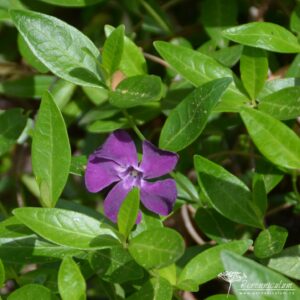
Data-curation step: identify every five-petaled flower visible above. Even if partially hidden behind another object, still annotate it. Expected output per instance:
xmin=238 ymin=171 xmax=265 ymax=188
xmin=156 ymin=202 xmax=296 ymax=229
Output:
xmin=85 ymin=130 xmax=179 ymax=223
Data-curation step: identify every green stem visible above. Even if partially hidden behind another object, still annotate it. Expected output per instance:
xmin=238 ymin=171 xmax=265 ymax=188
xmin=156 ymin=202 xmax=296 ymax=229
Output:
xmin=170 ymin=172 xmax=200 ymax=204
xmin=140 ymin=0 xmax=171 ymax=33
xmin=122 ymin=109 xmax=145 ymax=141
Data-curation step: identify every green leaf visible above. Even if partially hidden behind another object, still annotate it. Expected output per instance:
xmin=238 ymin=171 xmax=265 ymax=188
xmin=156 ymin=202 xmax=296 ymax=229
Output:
xmin=0 ymin=108 xmax=27 ymax=156
xmin=240 ymin=107 xmax=300 ymax=170
xmin=109 ymin=75 xmax=162 ymax=108
xmin=212 ymin=45 xmax=243 ymax=68
xmin=17 ymin=33 xmax=48 ymax=73
xmin=223 ymin=22 xmax=300 ymax=53
xmin=70 ymin=155 xmax=87 ymax=176
xmin=290 ymin=4 xmax=300 ymax=33
xmin=50 ymin=79 xmax=76 ymax=110
xmin=221 ymin=251 xmax=300 ymax=299
xmin=194 ymin=155 xmax=263 ymax=228
xmin=258 ymin=86 xmax=300 ymax=120
xmin=105 ymin=25 xmax=147 ymax=77
xmin=128 ymin=228 xmax=185 ymax=269
xmin=117 ymin=188 xmax=140 ymax=239
xmin=154 ymin=41 xmax=248 ymax=112
xmin=0 ymin=259 xmax=4 ymax=288
xmin=87 ymin=119 xmax=127 ymax=133
xmin=254 ymin=225 xmax=288 ymax=259
xmin=252 ymin=174 xmax=268 ymax=216
xmin=174 ymin=172 xmax=199 ymax=203
xmin=178 ymin=240 xmax=252 ymax=290
xmin=286 ymin=54 xmax=300 ymax=77
xmin=195 ymin=208 xmax=236 ymax=244
xmin=89 ymin=247 xmax=144 ymax=283
xmin=10 ymin=9 xmax=103 ymax=87
xmin=37 ymin=0 xmax=104 ymax=7
xmin=205 ymin=295 xmax=237 ymax=300
xmin=102 ymin=25 xmax=124 ymax=79
xmin=159 ymin=78 xmax=232 ymax=151
xmin=267 ymin=244 xmax=300 ymax=280
xmin=7 ymin=284 xmax=54 ymax=300
xmin=32 ymin=91 xmax=71 ymax=207
xmin=82 ymin=85 xmax=108 ymax=106
xmin=58 ymin=256 xmax=86 ymax=300
xmin=201 ymin=0 xmax=237 ymax=48
xmin=240 ymin=46 xmax=268 ymax=99
xmin=13 ymin=207 xmax=121 ymax=249
xmin=127 ymin=277 xmax=173 ymax=300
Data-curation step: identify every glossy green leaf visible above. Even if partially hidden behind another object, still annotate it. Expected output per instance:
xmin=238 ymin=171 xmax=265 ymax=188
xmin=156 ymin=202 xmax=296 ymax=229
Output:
xmin=267 ymin=244 xmax=300 ymax=280
xmin=195 ymin=208 xmax=236 ymax=244
xmin=17 ymin=33 xmax=48 ymax=73
xmin=32 ymin=91 xmax=71 ymax=207
xmin=82 ymin=85 xmax=108 ymax=105
xmin=11 ymin=9 xmax=103 ymax=87
xmin=178 ymin=240 xmax=251 ymax=291
xmin=205 ymin=295 xmax=237 ymax=300
xmin=154 ymin=41 xmax=248 ymax=112
xmin=240 ymin=46 xmax=268 ymax=99
xmin=286 ymin=54 xmax=300 ymax=77
xmin=58 ymin=256 xmax=86 ymax=300
xmin=174 ymin=172 xmax=199 ymax=203
xmin=0 ymin=108 xmax=27 ymax=156
xmin=50 ymin=79 xmax=76 ymax=109
xmin=0 ymin=76 xmax=55 ymax=99
xmin=221 ymin=251 xmax=300 ymax=299
xmin=102 ymin=25 xmax=124 ymax=78
xmin=159 ymin=78 xmax=231 ymax=151
xmin=0 ymin=259 xmax=4 ymax=288
xmin=194 ymin=155 xmax=263 ymax=228
xmin=252 ymin=174 xmax=268 ymax=216
xmin=7 ymin=284 xmax=54 ymax=300
xmin=254 ymin=225 xmax=288 ymax=259
xmin=128 ymin=228 xmax=185 ymax=269
xmin=109 ymin=75 xmax=162 ymax=108
xmin=70 ymin=155 xmax=87 ymax=176
xmin=201 ymin=0 xmax=237 ymax=48
xmin=258 ymin=86 xmax=300 ymax=120
xmin=105 ymin=25 xmax=147 ymax=77
xmin=117 ymin=188 xmax=140 ymax=239
xmin=13 ymin=207 xmax=121 ymax=249
xmin=212 ymin=45 xmax=243 ymax=68
xmin=87 ymin=119 xmax=127 ymax=133
xmin=127 ymin=277 xmax=173 ymax=300
xmin=37 ymin=0 xmax=104 ymax=7
xmin=290 ymin=4 xmax=300 ymax=33
xmin=240 ymin=107 xmax=300 ymax=169
xmin=223 ymin=22 xmax=300 ymax=53
xmin=89 ymin=246 xmax=144 ymax=283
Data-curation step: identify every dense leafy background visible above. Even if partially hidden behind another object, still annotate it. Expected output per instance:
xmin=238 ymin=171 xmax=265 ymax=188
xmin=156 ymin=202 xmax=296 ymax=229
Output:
xmin=0 ymin=0 xmax=300 ymax=299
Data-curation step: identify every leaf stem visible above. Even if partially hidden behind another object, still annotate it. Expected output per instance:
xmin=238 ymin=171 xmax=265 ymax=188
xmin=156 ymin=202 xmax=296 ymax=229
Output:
xmin=122 ymin=109 xmax=145 ymax=141
xmin=140 ymin=0 xmax=171 ymax=34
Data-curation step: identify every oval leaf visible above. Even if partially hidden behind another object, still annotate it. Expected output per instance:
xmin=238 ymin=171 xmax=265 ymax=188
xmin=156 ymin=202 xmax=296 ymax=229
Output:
xmin=13 ymin=207 xmax=121 ymax=249
xmin=258 ymin=86 xmax=300 ymax=120
xmin=267 ymin=244 xmax=300 ymax=280
xmin=117 ymin=188 xmax=140 ymax=239
xmin=178 ymin=240 xmax=252 ymax=290
xmin=194 ymin=155 xmax=263 ymax=228
xmin=221 ymin=251 xmax=300 ymax=299
xmin=154 ymin=41 xmax=248 ymax=112
xmin=109 ymin=75 xmax=162 ymax=108
xmin=89 ymin=247 xmax=144 ymax=283
xmin=7 ymin=284 xmax=53 ymax=300
xmin=32 ymin=91 xmax=71 ymax=207
xmin=10 ymin=9 xmax=103 ymax=87
xmin=240 ymin=107 xmax=300 ymax=170
xmin=58 ymin=256 xmax=86 ymax=300
xmin=223 ymin=22 xmax=300 ymax=53
xmin=254 ymin=225 xmax=288 ymax=259
xmin=128 ymin=228 xmax=185 ymax=269
xmin=38 ymin=0 xmax=104 ymax=7
xmin=159 ymin=78 xmax=231 ymax=152
xmin=0 ymin=108 xmax=27 ymax=156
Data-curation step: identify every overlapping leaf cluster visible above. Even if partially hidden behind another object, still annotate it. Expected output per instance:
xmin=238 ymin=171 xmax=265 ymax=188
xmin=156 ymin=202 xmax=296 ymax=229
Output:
xmin=0 ymin=0 xmax=300 ymax=299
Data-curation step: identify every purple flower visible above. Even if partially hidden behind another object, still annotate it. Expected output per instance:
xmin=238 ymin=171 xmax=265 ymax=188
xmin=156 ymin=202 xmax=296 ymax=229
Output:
xmin=85 ymin=130 xmax=179 ymax=223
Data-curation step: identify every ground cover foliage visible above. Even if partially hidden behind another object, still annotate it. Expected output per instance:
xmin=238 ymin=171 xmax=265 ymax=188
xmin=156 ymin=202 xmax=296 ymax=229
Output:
xmin=0 ymin=0 xmax=300 ymax=299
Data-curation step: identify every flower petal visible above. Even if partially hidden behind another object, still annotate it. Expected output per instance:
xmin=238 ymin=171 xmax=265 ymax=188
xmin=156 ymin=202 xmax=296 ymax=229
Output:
xmin=93 ymin=130 xmax=138 ymax=167
xmin=103 ymin=179 xmax=134 ymax=223
xmin=140 ymin=179 xmax=177 ymax=216
xmin=139 ymin=141 xmax=178 ymax=179
xmin=85 ymin=156 xmax=120 ymax=193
